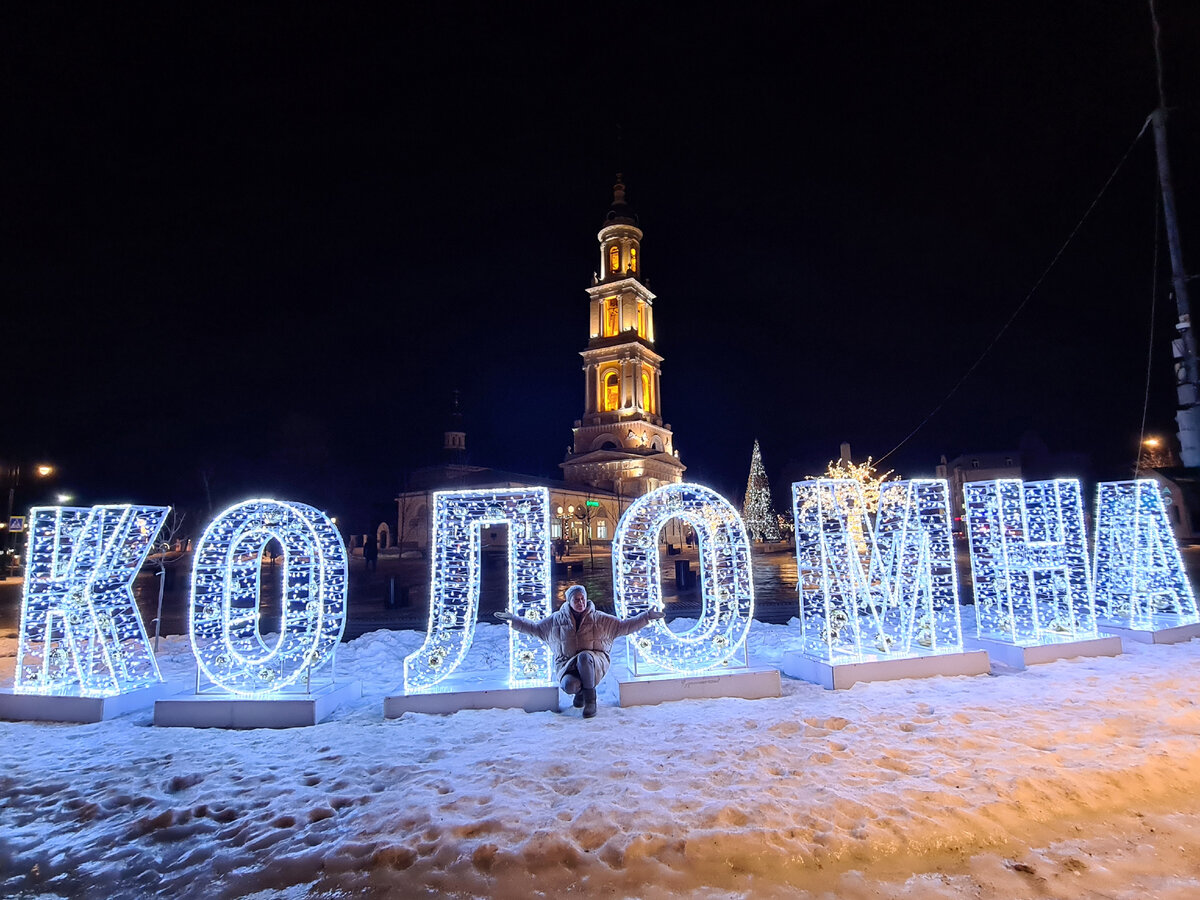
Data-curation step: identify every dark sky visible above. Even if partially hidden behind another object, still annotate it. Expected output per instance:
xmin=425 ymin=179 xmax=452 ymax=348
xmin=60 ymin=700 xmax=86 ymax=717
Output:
xmin=6 ymin=2 xmax=1200 ymax=528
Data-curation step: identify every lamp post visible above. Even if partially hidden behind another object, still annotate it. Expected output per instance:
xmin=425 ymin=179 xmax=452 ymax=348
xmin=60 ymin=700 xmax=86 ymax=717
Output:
xmin=1 ymin=462 xmax=56 ymax=578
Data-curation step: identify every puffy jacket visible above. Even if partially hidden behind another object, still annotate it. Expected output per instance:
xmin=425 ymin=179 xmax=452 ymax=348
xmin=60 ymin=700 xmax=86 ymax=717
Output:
xmin=508 ymin=599 xmax=656 ymax=683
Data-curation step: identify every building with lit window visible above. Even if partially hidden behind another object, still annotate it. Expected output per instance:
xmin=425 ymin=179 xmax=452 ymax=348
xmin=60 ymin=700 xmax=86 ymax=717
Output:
xmin=392 ymin=179 xmax=684 ymax=553
xmin=560 ymin=176 xmax=686 ymax=495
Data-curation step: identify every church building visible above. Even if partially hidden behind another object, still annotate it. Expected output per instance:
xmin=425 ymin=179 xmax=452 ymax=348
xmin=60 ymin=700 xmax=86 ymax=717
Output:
xmin=392 ymin=178 xmax=685 ymax=552
xmin=561 ymin=177 xmax=685 ymax=495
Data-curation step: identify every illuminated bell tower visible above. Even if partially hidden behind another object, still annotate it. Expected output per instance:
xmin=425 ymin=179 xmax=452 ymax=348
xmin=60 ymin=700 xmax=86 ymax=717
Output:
xmin=561 ymin=177 xmax=685 ymax=497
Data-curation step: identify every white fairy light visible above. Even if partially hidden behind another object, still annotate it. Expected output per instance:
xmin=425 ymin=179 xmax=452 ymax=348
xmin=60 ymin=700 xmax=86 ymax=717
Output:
xmin=791 ymin=478 xmax=964 ymax=663
xmin=404 ymin=488 xmax=552 ymax=692
xmin=964 ymin=479 xmax=1096 ymax=645
xmin=1093 ymin=480 xmax=1198 ymax=628
xmin=190 ymin=499 xmax=347 ymax=697
xmin=612 ymin=483 xmax=754 ymax=674
xmin=15 ymin=505 xmax=169 ymax=698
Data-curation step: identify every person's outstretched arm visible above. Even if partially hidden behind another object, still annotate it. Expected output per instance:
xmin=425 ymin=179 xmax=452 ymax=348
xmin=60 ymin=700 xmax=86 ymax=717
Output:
xmin=495 ymin=610 xmax=554 ymax=640
xmin=613 ymin=608 xmax=665 ymax=637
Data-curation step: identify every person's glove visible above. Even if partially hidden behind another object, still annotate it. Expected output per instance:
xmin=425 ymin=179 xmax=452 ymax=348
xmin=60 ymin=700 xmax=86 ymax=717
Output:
xmin=494 ymin=611 xmax=515 ymax=622
xmin=646 ymin=609 xmax=665 ymax=620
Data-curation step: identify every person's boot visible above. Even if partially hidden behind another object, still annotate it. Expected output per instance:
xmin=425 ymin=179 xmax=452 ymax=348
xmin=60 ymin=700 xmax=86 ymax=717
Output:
xmin=581 ymin=687 xmax=597 ymax=719
xmin=573 ymin=691 xmax=585 ymax=708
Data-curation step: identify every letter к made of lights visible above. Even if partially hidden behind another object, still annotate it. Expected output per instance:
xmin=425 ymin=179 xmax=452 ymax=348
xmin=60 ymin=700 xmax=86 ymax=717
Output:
xmin=1093 ymin=479 xmax=1198 ymax=628
xmin=404 ymin=488 xmax=552 ymax=692
xmin=190 ymin=499 xmax=347 ymax=697
xmin=791 ymin=479 xmax=964 ymax=663
xmin=612 ymin=483 xmax=754 ymax=674
xmin=964 ymin=479 xmax=1096 ymax=645
xmin=15 ymin=504 xmax=169 ymax=697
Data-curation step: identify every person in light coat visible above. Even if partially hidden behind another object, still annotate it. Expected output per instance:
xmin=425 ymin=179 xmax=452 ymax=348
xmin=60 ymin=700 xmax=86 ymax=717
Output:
xmin=496 ymin=584 xmax=663 ymax=718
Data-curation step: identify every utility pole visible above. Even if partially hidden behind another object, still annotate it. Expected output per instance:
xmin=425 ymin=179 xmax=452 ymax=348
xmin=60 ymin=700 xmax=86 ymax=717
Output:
xmin=1150 ymin=0 xmax=1200 ymax=466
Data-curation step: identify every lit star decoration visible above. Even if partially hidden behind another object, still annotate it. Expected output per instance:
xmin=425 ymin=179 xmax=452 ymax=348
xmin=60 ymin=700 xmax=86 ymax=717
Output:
xmin=190 ymin=499 xmax=347 ymax=696
xmin=404 ymin=488 xmax=552 ymax=692
xmin=613 ymin=483 xmax=754 ymax=673
xmin=1093 ymin=480 xmax=1198 ymax=628
xmin=15 ymin=505 xmax=169 ymax=697
xmin=964 ymin=479 xmax=1097 ymax=645
xmin=791 ymin=479 xmax=964 ymax=663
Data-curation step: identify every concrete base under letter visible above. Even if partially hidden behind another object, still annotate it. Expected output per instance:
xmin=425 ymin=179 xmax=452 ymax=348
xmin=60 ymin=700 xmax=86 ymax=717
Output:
xmin=0 ymin=682 xmax=172 ymax=723
xmin=613 ymin=664 xmax=781 ymax=708
xmin=968 ymin=634 xmax=1122 ymax=669
xmin=154 ymin=680 xmax=362 ymax=728
xmin=782 ymin=649 xmax=990 ymax=690
xmin=1100 ymin=620 xmax=1200 ymax=646
xmin=385 ymin=682 xmax=560 ymax=717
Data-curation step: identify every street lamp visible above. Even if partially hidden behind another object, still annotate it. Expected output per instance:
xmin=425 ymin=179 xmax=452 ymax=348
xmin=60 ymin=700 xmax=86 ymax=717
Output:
xmin=2 ymin=462 xmax=57 ymax=578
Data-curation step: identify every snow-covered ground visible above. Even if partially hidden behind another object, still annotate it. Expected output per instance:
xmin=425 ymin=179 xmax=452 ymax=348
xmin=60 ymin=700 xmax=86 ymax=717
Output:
xmin=3 ymin=618 xmax=1200 ymax=899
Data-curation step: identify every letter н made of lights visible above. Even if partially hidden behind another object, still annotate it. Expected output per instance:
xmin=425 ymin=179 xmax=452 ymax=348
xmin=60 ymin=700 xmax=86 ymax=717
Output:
xmin=791 ymin=479 xmax=964 ymax=664
xmin=612 ymin=483 xmax=754 ymax=674
xmin=189 ymin=499 xmax=347 ymax=697
xmin=1093 ymin=480 xmax=1198 ymax=628
xmin=15 ymin=505 xmax=169 ymax=698
xmin=404 ymin=488 xmax=553 ymax=693
xmin=963 ymin=479 xmax=1096 ymax=646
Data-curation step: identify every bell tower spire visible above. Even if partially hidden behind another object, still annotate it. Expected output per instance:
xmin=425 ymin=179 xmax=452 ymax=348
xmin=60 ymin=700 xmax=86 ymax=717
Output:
xmin=562 ymin=178 xmax=685 ymax=497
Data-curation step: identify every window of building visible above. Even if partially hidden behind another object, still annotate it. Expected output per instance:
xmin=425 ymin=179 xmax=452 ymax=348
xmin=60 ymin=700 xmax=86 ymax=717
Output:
xmin=1004 ymin=457 xmax=1013 ymax=466
xmin=636 ymin=302 xmax=645 ymax=338
xmin=604 ymin=297 xmax=619 ymax=336
xmin=971 ymin=459 xmax=980 ymax=469
xmin=603 ymin=370 xmax=620 ymax=411
xmin=596 ymin=520 xmax=608 ymax=540
xmin=609 ymin=244 xmax=620 ymax=272
xmin=629 ymin=246 xmax=637 ymax=273
xmin=641 ymin=367 xmax=654 ymax=413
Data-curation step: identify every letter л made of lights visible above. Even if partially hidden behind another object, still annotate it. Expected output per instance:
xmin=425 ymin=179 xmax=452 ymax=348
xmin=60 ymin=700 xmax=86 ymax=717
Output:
xmin=1093 ymin=479 xmax=1198 ymax=628
xmin=791 ymin=479 xmax=964 ymax=663
xmin=612 ymin=483 xmax=754 ymax=674
xmin=189 ymin=499 xmax=347 ymax=697
xmin=963 ymin=479 xmax=1096 ymax=645
xmin=404 ymin=488 xmax=552 ymax=692
xmin=15 ymin=504 xmax=169 ymax=697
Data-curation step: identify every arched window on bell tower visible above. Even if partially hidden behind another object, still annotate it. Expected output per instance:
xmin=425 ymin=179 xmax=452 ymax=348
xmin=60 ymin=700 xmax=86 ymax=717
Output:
xmin=602 ymin=370 xmax=620 ymax=411
xmin=629 ymin=245 xmax=637 ymax=274
xmin=603 ymin=297 xmax=619 ymax=337
xmin=641 ymin=367 xmax=654 ymax=414
xmin=609 ymin=244 xmax=620 ymax=273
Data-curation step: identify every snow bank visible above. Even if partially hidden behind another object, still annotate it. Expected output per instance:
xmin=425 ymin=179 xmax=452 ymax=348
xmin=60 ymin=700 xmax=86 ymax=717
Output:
xmin=2 ymin=620 xmax=1200 ymax=898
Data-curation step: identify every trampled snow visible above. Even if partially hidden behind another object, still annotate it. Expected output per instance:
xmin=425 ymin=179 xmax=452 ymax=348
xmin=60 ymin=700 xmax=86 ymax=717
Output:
xmin=3 ymin=617 xmax=1200 ymax=898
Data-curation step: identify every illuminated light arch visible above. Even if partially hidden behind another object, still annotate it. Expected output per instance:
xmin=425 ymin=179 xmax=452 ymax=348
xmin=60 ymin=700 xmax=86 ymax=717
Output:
xmin=1093 ymin=480 xmax=1198 ymax=628
xmin=964 ymin=478 xmax=1096 ymax=645
xmin=404 ymin=488 xmax=552 ymax=693
xmin=15 ymin=504 xmax=169 ymax=697
xmin=613 ymin=483 xmax=753 ymax=673
xmin=792 ymin=478 xmax=964 ymax=662
xmin=190 ymin=499 xmax=347 ymax=696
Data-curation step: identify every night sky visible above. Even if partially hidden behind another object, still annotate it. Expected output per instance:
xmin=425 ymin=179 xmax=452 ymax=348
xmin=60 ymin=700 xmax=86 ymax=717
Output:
xmin=6 ymin=2 xmax=1200 ymax=531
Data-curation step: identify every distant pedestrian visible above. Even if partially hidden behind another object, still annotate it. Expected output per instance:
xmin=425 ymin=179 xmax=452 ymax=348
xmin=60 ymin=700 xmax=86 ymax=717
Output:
xmin=364 ymin=533 xmax=378 ymax=572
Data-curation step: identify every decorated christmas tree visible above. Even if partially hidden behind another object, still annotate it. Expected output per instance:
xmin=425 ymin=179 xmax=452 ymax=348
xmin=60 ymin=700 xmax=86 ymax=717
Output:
xmin=742 ymin=440 xmax=781 ymax=541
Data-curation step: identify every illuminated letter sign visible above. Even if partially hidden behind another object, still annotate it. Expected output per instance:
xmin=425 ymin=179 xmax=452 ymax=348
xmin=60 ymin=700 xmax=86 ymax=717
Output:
xmin=613 ymin=483 xmax=753 ymax=673
xmin=1093 ymin=480 xmax=1198 ymax=628
xmin=190 ymin=499 xmax=347 ymax=696
xmin=792 ymin=478 xmax=964 ymax=661
xmin=964 ymin=479 xmax=1096 ymax=644
xmin=404 ymin=488 xmax=552 ymax=692
xmin=16 ymin=504 xmax=169 ymax=697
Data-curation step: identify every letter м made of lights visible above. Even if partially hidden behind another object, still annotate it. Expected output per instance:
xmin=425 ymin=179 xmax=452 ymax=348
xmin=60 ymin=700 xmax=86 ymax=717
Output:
xmin=404 ymin=488 xmax=553 ymax=693
xmin=15 ymin=504 xmax=169 ymax=698
xmin=612 ymin=483 xmax=754 ymax=674
xmin=189 ymin=499 xmax=347 ymax=697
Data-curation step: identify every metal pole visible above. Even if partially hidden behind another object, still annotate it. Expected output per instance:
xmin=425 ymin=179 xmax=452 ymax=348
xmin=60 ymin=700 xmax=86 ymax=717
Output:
xmin=3 ymin=466 xmax=17 ymax=579
xmin=1150 ymin=0 xmax=1200 ymax=466
xmin=154 ymin=568 xmax=166 ymax=651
